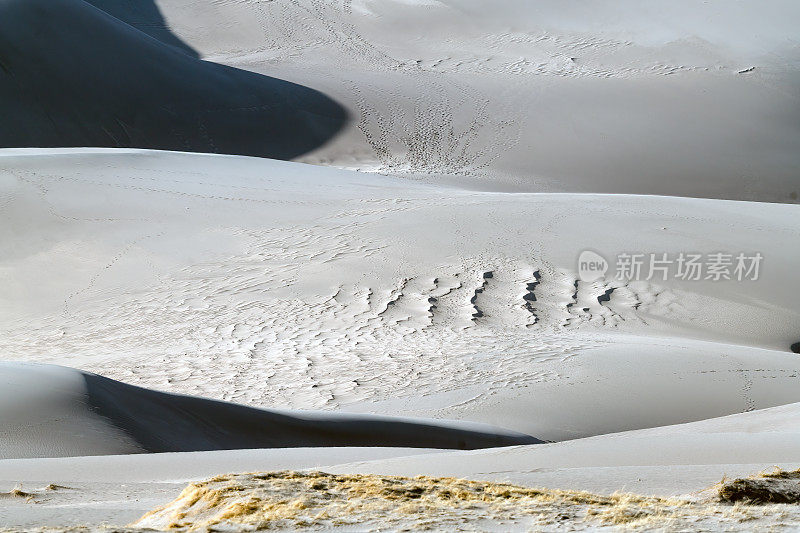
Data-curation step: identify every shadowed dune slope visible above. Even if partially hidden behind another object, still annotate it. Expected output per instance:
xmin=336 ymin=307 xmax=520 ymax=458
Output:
xmin=82 ymin=0 xmax=199 ymax=57
xmin=0 ymin=363 xmax=540 ymax=459
xmin=0 ymin=0 xmax=346 ymax=159
xmin=83 ymin=371 xmax=542 ymax=452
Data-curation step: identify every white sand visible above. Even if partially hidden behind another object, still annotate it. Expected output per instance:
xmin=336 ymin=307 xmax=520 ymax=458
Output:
xmin=153 ymin=0 xmax=800 ymax=200
xmin=0 ymin=363 xmax=142 ymax=459
xmin=1 ymin=0 xmax=799 ymax=530
xmin=1 ymin=148 xmax=799 ymax=530
xmin=329 ymin=402 xmax=800 ymax=495
xmin=1 ymin=149 xmax=798 ymax=442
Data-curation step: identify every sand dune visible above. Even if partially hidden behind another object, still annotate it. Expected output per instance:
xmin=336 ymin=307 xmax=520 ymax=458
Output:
xmin=0 ymin=0 xmax=346 ymax=159
xmin=2 ymin=149 xmax=798 ymax=442
xmin=0 ymin=362 xmax=539 ymax=459
xmin=0 ymin=362 xmax=142 ymax=459
xmin=144 ymin=0 xmax=800 ymax=200
xmin=82 ymin=0 xmax=199 ymax=57
xmin=328 ymin=401 xmax=800 ymax=496
xmin=3 ymin=0 xmax=796 ymax=199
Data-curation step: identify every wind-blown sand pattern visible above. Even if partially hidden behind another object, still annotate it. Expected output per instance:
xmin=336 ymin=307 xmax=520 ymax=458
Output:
xmin=1 ymin=0 xmax=799 ymax=531
xmin=2 ymin=150 xmax=798 ymax=442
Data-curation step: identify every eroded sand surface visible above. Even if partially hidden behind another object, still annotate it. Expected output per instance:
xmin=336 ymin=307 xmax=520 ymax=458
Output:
xmin=2 ymin=150 xmax=799 ymax=442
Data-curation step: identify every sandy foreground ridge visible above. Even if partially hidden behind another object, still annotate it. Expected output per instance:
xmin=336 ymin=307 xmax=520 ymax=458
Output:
xmin=1 ymin=0 xmax=799 ymax=531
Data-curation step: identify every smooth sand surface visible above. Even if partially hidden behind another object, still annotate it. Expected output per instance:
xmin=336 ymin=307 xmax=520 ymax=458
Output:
xmin=0 ymin=363 xmax=142 ymax=459
xmin=329 ymin=402 xmax=800 ymax=495
xmin=120 ymin=0 xmax=800 ymax=200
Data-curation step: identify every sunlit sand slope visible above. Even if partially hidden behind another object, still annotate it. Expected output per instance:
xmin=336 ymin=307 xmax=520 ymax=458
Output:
xmin=145 ymin=0 xmax=800 ymax=200
xmin=1 ymin=149 xmax=799 ymax=440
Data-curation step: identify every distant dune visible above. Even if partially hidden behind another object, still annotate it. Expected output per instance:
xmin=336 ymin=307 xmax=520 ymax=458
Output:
xmin=137 ymin=0 xmax=800 ymax=201
xmin=0 ymin=0 xmax=347 ymax=159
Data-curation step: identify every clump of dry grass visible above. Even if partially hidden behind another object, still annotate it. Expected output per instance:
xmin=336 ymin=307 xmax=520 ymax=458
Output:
xmin=0 ymin=485 xmax=35 ymax=502
xmin=718 ymin=467 xmax=800 ymax=504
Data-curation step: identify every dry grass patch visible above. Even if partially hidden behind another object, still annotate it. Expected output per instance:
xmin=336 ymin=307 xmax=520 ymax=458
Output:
xmin=717 ymin=467 xmax=800 ymax=504
xmin=129 ymin=470 xmax=800 ymax=531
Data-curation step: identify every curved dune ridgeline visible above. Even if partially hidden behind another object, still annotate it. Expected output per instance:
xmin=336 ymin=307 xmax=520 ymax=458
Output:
xmin=0 ymin=0 xmax=347 ymax=159
xmin=82 ymin=0 xmax=201 ymax=57
xmin=82 ymin=371 xmax=542 ymax=452
xmin=0 ymin=363 xmax=541 ymax=459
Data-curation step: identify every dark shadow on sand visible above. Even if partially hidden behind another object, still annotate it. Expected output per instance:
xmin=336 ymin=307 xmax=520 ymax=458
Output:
xmin=83 ymin=372 xmax=543 ymax=452
xmin=83 ymin=0 xmax=200 ymax=57
xmin=0 ymin=0 xmax=347 ymax=160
